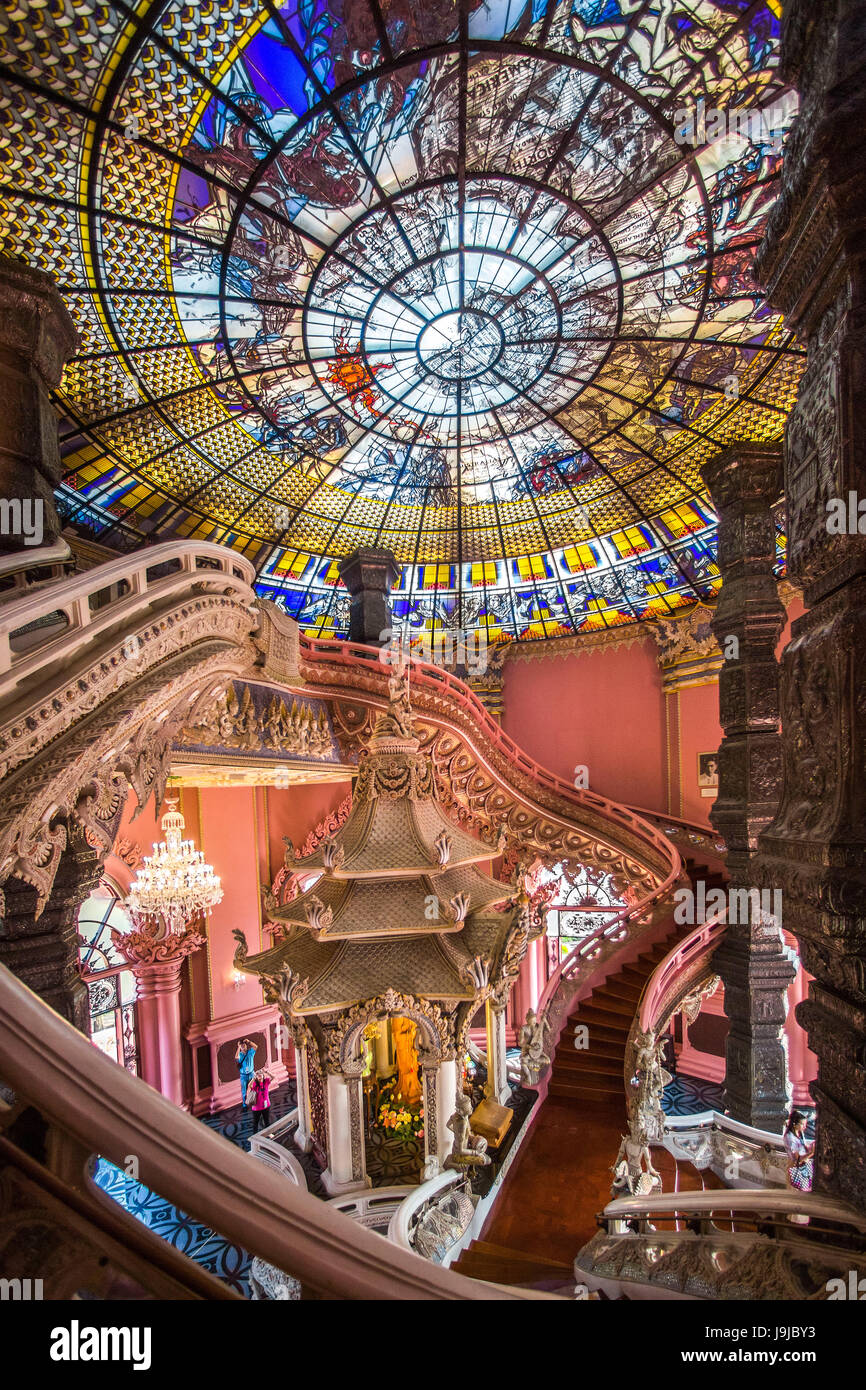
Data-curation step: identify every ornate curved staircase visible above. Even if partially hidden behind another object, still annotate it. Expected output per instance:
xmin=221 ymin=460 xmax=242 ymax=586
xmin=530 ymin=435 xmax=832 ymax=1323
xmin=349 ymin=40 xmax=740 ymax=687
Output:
xmin=3 ymin=538 xmax=772 ymax=1300
xmin=548 ymin=858 xmax=728 ymax=1105
xmin=451 ymin=1239 xmax=575 ymax=1291
xmin=549 ymin=940 xmax=680 ymax=1106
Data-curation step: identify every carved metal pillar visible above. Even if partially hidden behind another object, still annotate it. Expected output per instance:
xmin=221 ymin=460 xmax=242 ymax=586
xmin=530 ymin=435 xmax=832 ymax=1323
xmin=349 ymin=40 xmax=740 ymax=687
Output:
xmin=337 ymin=547 xmax=401 ymax=647
xmin=112 ymin=924 xmax=204 ymax=1107
xmin=0 ymin=821 xmax=99 ymax=1032
xmin=484 ymin=995 xmax=510 ymax=1105
xmin=752 ymin=0 xmax=866 ymax=1205
xmin=701 ymin=443 xmax=795 ymax=1133
xmin=291 ymin=1029 xmax=313 ymax=1153
xmin=0 ymin=256 xmax=78 ymax=554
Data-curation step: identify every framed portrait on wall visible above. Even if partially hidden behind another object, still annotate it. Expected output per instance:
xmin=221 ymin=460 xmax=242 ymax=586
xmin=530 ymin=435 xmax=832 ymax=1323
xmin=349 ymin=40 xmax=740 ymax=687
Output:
xmin=697 ymin=752 xmax=719 ymax=798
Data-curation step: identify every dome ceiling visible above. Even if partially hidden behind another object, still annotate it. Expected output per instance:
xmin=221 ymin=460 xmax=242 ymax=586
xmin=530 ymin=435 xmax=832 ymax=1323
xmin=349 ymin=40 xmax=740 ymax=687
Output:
xmin=1 ymin=0 xmax=801 ymax=642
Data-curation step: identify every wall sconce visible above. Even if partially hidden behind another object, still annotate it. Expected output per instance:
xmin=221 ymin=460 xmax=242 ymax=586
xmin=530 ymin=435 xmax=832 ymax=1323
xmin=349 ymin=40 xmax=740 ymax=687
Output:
xmin=232 ymin=970 xmax=244 ymax=991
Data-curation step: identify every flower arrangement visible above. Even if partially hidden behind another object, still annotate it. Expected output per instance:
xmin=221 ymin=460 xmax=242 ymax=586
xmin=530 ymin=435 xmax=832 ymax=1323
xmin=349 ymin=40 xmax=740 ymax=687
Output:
xmin=377 ymin=1099 xmax=424 ymax=1140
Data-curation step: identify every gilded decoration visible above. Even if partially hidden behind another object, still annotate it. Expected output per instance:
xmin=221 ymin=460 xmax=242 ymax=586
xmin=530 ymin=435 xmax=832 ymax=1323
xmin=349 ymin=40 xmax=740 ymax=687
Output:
xmin=179 ymin=681 xmax=335 ymax=760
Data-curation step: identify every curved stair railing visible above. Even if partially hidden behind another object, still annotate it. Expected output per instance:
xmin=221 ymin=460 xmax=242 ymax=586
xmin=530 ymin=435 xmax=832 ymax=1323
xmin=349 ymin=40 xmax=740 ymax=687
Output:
xmin=575 ymin=1188 xmax=866 ymax=1301
xmin=533 ymin=809 xmax=727 ymax=1093
xmin=299 ymin=634 xmax=686 ymax=1060
xmin=248 ymin=1108 xmax=308 ymax=1189
xmin=388 ymin=1170 xmax=477 ymax=1266
xmin=0 ymin=963 xmax=557 ymax=1300
xmin=0 ymin=539 xmax=73 ymax=596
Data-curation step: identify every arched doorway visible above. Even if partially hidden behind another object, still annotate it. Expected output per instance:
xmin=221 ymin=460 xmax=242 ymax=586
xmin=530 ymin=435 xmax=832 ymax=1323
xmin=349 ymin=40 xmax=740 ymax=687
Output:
xmin=77 ymin=879 xmax=140 ymax=1075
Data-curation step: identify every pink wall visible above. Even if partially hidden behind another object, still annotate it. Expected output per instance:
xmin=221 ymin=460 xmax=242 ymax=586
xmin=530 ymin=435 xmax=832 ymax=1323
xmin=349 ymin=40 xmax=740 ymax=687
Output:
xmin=502 ymin=597 xmax=806 ymax=825
xmin=676 ymin=972 xmax=818 ymax=1107
xmin=675 ymin=682 xmax=723 ymax=827
xmin=264 ymin=781 xmax=352 ymax=880
xmin=503 ymin=637 xmax=667 ymax=810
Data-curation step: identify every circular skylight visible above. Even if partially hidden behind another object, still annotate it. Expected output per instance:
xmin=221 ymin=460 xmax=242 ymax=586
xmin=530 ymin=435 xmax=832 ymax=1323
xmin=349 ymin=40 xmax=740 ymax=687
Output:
xmin=0 ymin=0 xmax=802 ymax=641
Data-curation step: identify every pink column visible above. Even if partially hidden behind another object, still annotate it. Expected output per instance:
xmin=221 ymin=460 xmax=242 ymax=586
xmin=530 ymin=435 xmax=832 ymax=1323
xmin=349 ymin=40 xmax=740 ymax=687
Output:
xmin=134 ymin=958 xmax=187 ymax=1107
xmin=112 ymin=920 xmax=204 ymax=1108
xmin=786 ymin=962 xmax=818 ymax=1106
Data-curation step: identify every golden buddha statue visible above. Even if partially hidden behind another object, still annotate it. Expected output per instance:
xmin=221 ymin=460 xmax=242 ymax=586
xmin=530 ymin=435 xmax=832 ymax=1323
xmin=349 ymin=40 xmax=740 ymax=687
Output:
xmin=391 ymin=1016 xmax=422 ymax=1106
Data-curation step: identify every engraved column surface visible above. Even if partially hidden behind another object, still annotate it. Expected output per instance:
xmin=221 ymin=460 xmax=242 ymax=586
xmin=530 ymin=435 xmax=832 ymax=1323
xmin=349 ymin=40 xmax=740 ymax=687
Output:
xmin=0 ymin=256 xmax=79 ymax=554
xmin=701 ymin=443 xmax=795 ymax=1133
xmin=753 ymin=0 xmax=866 ymax=1202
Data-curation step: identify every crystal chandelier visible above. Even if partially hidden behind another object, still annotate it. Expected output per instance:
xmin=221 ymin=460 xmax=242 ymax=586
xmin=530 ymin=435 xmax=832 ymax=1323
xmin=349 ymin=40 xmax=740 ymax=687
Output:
xmin=127 ymin=798 xmax=222 ymax=935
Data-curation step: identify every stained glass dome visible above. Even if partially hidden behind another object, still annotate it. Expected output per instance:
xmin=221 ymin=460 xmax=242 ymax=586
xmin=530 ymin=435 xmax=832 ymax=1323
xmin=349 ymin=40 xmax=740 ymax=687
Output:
xmin=0 ymin=0 xmax=801 ymax=642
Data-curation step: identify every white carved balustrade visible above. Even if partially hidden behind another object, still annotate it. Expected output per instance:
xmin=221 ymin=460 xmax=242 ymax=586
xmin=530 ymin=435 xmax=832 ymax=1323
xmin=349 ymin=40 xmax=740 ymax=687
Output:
xmin=248 ymin=1108 xmax=308 ymax=1188
xmin=575 ymin=1188 xmax=866 ymax=1301
xmin=0 ymin=540 xmax=257 ymax=690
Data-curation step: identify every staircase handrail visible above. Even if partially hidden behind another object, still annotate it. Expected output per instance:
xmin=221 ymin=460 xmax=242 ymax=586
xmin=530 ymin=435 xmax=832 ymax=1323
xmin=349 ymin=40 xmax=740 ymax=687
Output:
xmin=659 ymin=1107 xmax=789 ymax=1186
xmin=0 ymin=539 xmax=71 ymax=580
xmin=638 ymin=914 xmax=727 ymax=1033
xmin=247 ymin=1107 xmax=308 ymax=1188
xmin=388 ymin=1169 xmax=468 ymax=1252
xmin=625 ymin=804 xmax=727 ymax=854
xmin=600 ymin=1186 xmax=866 ymax=1231
xmin=0 ymin=963 xmax=548 ymax=1300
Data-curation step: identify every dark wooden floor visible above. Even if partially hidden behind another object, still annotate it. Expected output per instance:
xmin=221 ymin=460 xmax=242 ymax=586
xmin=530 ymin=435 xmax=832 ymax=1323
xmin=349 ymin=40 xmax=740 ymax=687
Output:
xmin=472 ymin=1097 xmax=627 ymax=1265
xmin=466 ymin=1094 xmax=726 ymax=1270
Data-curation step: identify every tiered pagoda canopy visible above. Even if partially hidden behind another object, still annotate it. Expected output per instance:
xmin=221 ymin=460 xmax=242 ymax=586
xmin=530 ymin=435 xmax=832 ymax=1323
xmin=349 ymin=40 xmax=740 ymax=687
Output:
xmin=237 ymin=674 xmax=517 ymax=1016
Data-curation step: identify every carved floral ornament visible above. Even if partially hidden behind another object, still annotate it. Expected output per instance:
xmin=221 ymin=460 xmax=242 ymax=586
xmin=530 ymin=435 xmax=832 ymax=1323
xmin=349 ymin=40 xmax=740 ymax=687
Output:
xmin=0 ymin=595 xmax=256 ymax=784
xmin=316 ymin=667 xmax=670 ymax=887
xmin=323 ymin=989 xmax=455 ymax=1074
xmin=110 ymin=918 xmax=205 ymax=969
xmin=648 ymin=604 xmax=721 ymax=665
xmin=179 ymin=681 xmax=332 ymax=759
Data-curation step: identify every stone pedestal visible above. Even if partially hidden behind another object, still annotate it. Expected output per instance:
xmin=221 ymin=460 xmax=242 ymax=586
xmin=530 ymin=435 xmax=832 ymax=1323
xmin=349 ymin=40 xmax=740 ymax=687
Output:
xmin=321 ymin=1069 xmax=371 ymax=1195
xmin=751 ymin=0 xmax=866 ymax=1204
xmin=0 ymin=822 xmax=98 ymax=1032
xmin=0 ymin=256 xmax=78 ymax=554
xmin=337 ymin=548 xmax=401 ymax=647
xmin=701 ymin=444 xmax=796 ymax=1132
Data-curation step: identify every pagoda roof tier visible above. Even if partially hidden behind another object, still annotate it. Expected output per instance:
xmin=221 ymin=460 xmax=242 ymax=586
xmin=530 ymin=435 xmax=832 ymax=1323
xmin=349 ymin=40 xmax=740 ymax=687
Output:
xmin=289 ymin=790 xmax=492 ymax=879
xmin=271 ymin=863 xmax=511 ymax=940
xmin=245 ymin=932 xmax=480 ymax=1012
